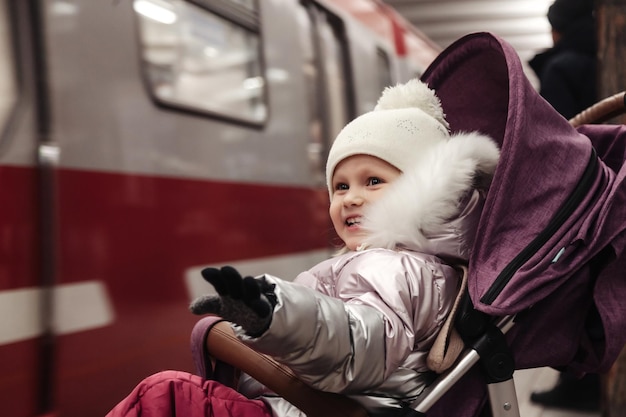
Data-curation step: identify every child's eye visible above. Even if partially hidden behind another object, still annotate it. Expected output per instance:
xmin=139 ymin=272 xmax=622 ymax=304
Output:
xmin=335 ymin=183 xmax=349 ymax=191
xmin=367 ymin=177 xmax=383 ymax=186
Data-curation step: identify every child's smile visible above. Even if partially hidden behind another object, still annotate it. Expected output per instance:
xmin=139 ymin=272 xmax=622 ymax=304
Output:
xmin=345 ymin=216 xmax=362 ymax=227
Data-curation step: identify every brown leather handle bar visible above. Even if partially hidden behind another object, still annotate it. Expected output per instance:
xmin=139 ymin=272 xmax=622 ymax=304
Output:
xmin=569 ymin=91 xmax=626 ymax=127
xmin=205 ymin=321 xmax=369 ymax=417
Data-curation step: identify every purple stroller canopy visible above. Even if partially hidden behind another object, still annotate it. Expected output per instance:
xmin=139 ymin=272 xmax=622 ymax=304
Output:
xmin=422 ymin=32 xmax=626 ymax=374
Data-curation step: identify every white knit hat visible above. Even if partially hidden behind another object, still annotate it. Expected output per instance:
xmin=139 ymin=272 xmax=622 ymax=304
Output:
xmin=326 ymin=79 xmax=451 ymax=195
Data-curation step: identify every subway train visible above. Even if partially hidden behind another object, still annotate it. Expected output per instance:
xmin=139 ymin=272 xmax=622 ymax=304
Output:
xmin=0 ymin=0 xmax=441 ymax=415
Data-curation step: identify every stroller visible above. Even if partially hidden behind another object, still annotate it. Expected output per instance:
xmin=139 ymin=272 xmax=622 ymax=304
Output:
xmin=190 ymin=32 xmax=626 ymax=417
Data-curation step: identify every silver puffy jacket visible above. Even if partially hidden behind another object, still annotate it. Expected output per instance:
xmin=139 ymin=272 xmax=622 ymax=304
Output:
xmin=238 ymin=248 xmax=459 ymax=416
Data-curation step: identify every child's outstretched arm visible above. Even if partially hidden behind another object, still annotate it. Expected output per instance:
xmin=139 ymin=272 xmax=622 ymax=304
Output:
xmin=188 ymin=258 xmax=445 ymax=396
xmin=190 ymin=265 xmax=390 ymax=393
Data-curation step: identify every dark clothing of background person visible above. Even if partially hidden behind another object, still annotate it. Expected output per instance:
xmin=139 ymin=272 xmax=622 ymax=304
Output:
xmin=528 ymin=0 xmax=601 ymax=412
xmin=529 ymin=0 xmax=597 ymax=119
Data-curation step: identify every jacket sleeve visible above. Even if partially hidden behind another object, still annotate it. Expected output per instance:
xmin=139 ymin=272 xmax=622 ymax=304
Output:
xmin=234 ymin=250 xmax=452 ymax=394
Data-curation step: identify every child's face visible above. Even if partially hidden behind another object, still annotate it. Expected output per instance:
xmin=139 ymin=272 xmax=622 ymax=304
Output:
xmin=329 ymin=155 xmax=401 ymax=251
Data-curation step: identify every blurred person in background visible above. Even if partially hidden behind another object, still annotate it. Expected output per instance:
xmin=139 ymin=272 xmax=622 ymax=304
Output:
xmin=528 ymin=0 xmax=601 ymax=411
xmin=529 ymin=0 xmax=597 ymax=119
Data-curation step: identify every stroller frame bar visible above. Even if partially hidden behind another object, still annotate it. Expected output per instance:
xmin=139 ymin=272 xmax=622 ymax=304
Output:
xmin=487 ymin=379 xmax=521 ymax=417
xmin=412 ymin=349 xmax=482 ymax=412
xmin=413 ymin=316 xmax=519 ymax=416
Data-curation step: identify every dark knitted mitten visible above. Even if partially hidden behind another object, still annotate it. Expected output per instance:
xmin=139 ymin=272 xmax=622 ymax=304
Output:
xmin=190 ymin=266 xmax=277 ymax=337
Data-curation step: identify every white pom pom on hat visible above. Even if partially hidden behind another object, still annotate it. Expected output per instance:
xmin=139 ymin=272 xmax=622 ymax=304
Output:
xmin=326 ymin=79 xmax=451 ymax=195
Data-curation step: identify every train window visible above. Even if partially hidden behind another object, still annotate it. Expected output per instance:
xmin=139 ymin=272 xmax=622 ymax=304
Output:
xmin=227 ymin=0 xmax=255 ymax=9
xmin=305 ymin=6 xmax=352 ymax=146
xmin=296 ymin=4 xmax=352 ymax=186
xmin=133 ymin=0 xmax=266 ymax=124
xmin=376 ymin=48 xmax=392 ymax=93
xmin=296 ymin=4 xmax=352 ymax=185
xmin=316 ymin=12 xmax=350 ymax=141
xmin=0 ymin=1 xmax=16 ymax=134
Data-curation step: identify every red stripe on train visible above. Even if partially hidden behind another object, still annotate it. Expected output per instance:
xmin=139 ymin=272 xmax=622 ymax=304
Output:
xmin=0 ymin=165 xmax=333 ymax=293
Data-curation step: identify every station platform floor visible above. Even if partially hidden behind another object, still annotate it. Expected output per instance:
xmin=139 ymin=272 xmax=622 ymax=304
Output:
xmin=514 ymin=367 xmax=600 ymax=417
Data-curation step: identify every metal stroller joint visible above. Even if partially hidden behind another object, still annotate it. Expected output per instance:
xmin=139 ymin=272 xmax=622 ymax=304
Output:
xmin=456 ymin=292 xmax=515 ymax=384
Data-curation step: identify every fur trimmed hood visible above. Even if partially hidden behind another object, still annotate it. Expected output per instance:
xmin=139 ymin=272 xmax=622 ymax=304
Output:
xmin=360 ymin=131 xmax=500 ymax=261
